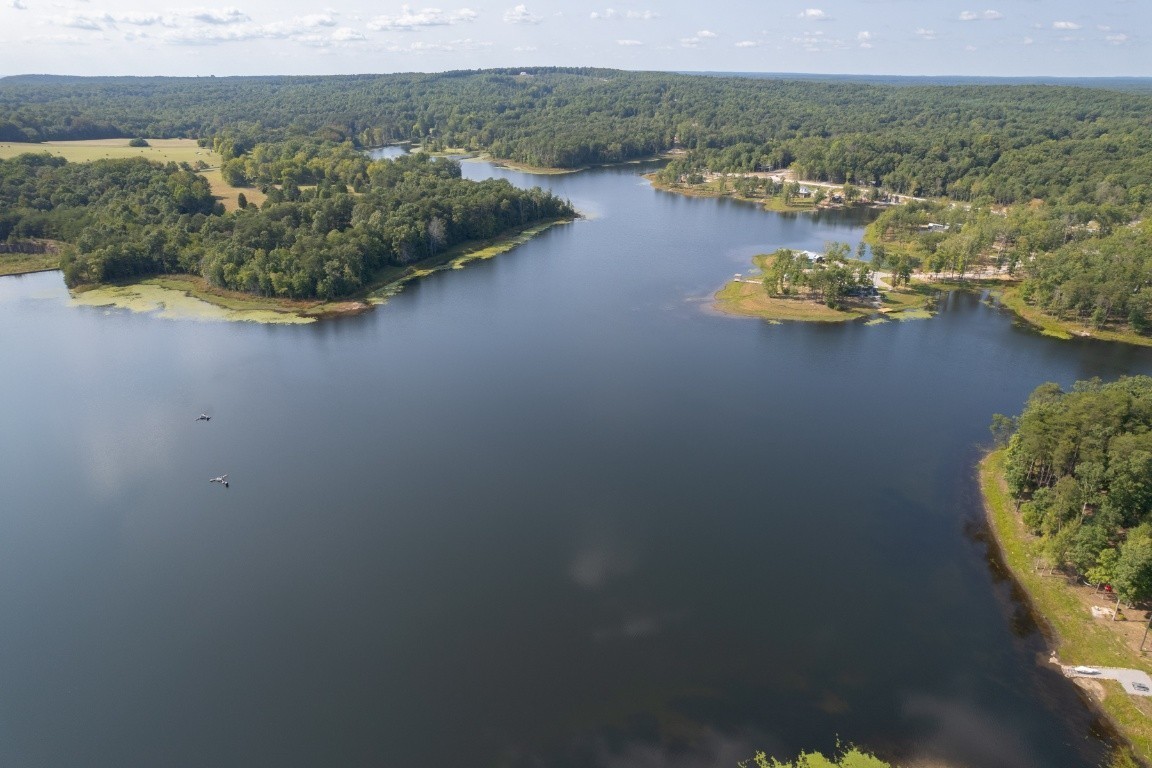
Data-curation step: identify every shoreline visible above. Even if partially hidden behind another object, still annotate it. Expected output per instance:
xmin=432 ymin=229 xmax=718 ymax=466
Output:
xmin=645 ymin=172 xmax=889 ymax=213
xmin=711 ymin=254 xmax=947 ymax=325
xmin=62 ymin=218 xmax=573 ymax=324
xmin=980 ymin=450 xmax=1151 ymax=766
xmin=711 ymin=253 xmax=1152 ymax=347
xmin=475 ymin=152 xmax=674 ymax=176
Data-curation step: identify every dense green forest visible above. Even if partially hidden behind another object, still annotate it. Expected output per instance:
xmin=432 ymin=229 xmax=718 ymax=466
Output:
xmin=4 ymin=69 xmax=1152 ymax=204
xmin=0 ymin=148 xmax=573 ymax=299
xmin=998 ymin=377 xmax=1152 ymax=605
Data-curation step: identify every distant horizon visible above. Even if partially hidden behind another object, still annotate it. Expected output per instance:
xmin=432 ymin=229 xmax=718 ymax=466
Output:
xmin=1 ymin=1 xmax=1147 ymax=79
xmin=4 ymin=68 xmax=1152 ymax=84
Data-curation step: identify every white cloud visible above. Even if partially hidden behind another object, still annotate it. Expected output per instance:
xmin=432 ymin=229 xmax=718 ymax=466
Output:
xmin=45 ymin=6 xmax=267 ymax=37
xmin=158 ymin=26 xmax=258 ymax=43
xmin=156 ymin=12 xmax=361 ymax=46
xmin=10 ymin=0 xmax=27 ymax=10
xmin=1022 ymin=36 xmax=1033 ymax=45
xmin=381 ymin=37 xmax=491 ymax=53
xmin=189 ymin=7 xmax=249 ymax=25
xmin=798 ymin=8 xmax=830 ymax=20
xmin=1052 ymin=20 xmax=1081 ymax=30
xmin=296 ymin=26 xmax=364 ymax=46
xmin=734 ymin=40 xmax=757 ymax=48
xmin=503 ymin=4 xmax=541 ymax=24
xmin=914 ymin=28 xmax=936 ymax=40
xmin=680 ymin=30 xmax=716 ymax=48
xmin=1106 ymin=33 xmax=1129 ymax=45
xmin=49 ymin=12 xmax=105 ymax=30
xmin=23 ymin=32 xmax=88 ymax=44
xmin=616 ymin=38 xmax=643 ymax=45
xmin=959 ymin=9 xmax=1001 ymax=22
xmin=367 ymin=6 xmax=478 ymax=31
xmin=591 ymin=8 xmax=657 ymax=21
xmin=264 ymin=14 xmax=337 ymax=35
xmin=792 ymin=30 xmax=847 ymax=52
xmin=409 ymin=40 xmax=450 ymax=50
xmin=857 ymin=30 xmax=872 ymax=48
xmin=115 ymin=13 xmax=164 ymax=25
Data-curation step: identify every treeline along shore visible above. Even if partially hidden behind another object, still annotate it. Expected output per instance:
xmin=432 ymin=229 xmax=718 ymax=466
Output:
xmin=984 ymin=377 xmax=1152 ymax=767
xmin=0 ymin=145 xmax=575 ymax=304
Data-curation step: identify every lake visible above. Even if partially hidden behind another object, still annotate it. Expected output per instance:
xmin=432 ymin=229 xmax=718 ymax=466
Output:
xmin=1 ymin=156 xmax=1151 ymax=768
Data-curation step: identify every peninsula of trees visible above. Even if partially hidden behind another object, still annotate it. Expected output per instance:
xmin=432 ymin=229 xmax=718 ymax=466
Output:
xmin=0 ymin=146 xmax=573 ymax=300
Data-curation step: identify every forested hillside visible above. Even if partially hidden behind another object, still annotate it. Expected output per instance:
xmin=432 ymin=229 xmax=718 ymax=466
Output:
xmin=3 ymin=69 xmax=1152 ymax=204
xmin=0 ymin=148 xmax=573 ymax=299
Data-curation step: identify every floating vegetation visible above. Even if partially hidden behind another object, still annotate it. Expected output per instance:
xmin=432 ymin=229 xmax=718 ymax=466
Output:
xmin=888 ymin=308 xmax=934 ymax=321
xmin=71 ymin=283 xmax=314 ymax=324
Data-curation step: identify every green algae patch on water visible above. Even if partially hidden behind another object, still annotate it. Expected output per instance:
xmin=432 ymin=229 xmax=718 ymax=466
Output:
xmin=887 ymin=308 xmax=934 ymax=321
xmin=70 ymin=282 xmax=315 ymax=324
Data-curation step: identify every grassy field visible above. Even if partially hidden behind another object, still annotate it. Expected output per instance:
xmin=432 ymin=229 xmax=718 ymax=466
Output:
xmin=0 ymin=138 xmax=270 ymax=213
xmin=197 ymin=167 xmax=268 ymax=212
xmin=0 ymin=138 xmax=216 ymax=165
xmin=0 ymin=252 xmax=59 ymax=277
xmin=981 ymin=450 xmax=1152 ymax=766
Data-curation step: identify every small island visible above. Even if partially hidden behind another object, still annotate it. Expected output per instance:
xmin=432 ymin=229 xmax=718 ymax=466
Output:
xmin=713 ymin=245 xmax=951 ymax=324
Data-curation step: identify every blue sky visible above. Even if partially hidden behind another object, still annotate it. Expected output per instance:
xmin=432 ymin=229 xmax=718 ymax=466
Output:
xmin=1 ymin=0 xmax=1147 ymax=78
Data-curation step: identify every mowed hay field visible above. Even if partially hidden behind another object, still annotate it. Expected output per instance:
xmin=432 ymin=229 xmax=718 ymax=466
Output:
xmin=0 ymin=138 xmax=264 ymax=212
xmin=0 ymin=138 xmax=213 ymax=164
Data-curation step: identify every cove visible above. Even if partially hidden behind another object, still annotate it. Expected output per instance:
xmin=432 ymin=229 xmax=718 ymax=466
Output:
xmin=1 ymin=158 xmax=1151 ymax=768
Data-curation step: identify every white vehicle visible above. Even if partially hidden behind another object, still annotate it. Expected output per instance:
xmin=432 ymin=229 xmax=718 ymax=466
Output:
xmin=1072 ymin=666 xmax=1101 ymax=675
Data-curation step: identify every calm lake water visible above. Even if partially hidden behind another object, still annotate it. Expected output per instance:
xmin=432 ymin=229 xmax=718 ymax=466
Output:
xmin=2 ymin=157 xmax=1152 ymax=768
